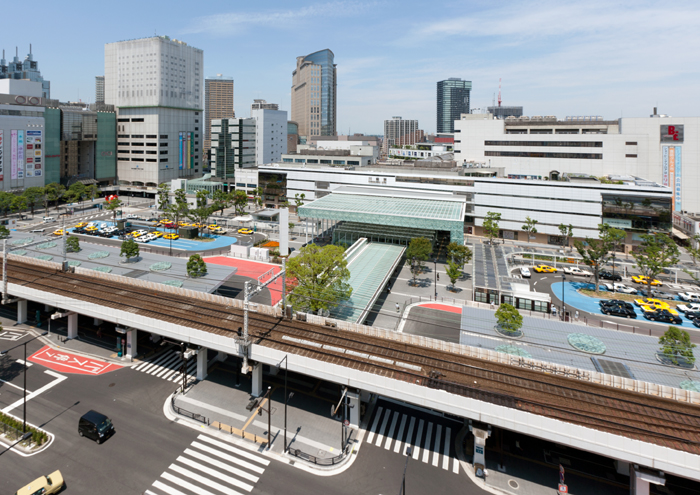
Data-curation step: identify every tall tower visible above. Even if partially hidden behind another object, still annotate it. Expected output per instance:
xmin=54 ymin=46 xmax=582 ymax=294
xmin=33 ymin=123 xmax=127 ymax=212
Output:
xmin=0 ymin=44 xmax=51 ymax=98
xmin=95 ymin=76 xmax=105 ymax=103
xmin=291 ymin=49 xmax=336 ymax=140
xmin=436 ymin=78 xmax=472 ymax=134
xmin=204 ymin=75 xmax=234 ymax=168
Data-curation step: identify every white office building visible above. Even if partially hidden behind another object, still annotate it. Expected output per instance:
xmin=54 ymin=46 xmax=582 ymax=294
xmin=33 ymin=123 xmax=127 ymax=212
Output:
xmin=251 ymin=104 xmax=287 ymax=165
xmin=104 ymin=36 xmax=203 ymax=186
xmin=454 ymin=112 xmax=699 ymax=214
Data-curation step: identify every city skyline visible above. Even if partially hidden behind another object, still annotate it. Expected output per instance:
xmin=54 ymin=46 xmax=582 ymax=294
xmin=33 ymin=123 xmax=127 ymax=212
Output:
xmin=2 ymin=0 xmax=699 ymax=135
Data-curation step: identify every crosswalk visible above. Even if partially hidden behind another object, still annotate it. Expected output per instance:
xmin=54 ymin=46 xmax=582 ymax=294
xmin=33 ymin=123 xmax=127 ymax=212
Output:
xmin=146 ymin=433 xmax=270 ymax=495
xmin=132 ymin=349 xmax=197 ymax=382
xmin=365 ymin=404 xmax=461 ymax=474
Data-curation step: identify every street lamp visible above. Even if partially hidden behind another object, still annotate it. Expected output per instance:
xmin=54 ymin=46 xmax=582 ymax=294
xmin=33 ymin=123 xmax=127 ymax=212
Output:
xmin=278 ymin=355 xmax=295 ymax=453
xmin=433 ymin=257 xmax=438 ymax=299
xmin=1 ymin=331 xmax=48 ymax=433
xmin=0 ymin=431 xmax=32 ymax=456
xmin=399 ymin=446 xmax=413 ymax=495
xmin=612 ymin=251 xmax=617 ymax=295
xmin=561 ymin=272 xmax=567 ymax=322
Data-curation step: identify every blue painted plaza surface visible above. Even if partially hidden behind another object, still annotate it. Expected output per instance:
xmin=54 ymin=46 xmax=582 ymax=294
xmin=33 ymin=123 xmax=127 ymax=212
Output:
xmin=67 ymin=223 xmax=237 ymax=252
xmin=551 ymin=281 xmax=698 ymax=330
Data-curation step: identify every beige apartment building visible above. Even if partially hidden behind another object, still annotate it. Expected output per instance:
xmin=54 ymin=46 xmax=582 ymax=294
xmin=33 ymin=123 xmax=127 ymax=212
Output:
xmin=291 ymin=49 xmax=336 ymax=140
xmin=204 ymin=75 xmax=234 ymax=166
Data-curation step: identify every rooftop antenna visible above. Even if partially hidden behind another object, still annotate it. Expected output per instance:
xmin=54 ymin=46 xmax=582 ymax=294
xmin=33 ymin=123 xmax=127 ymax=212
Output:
xmin=492 ymin=93 xmax=495 ymax=108
xmin=498 ymin=78 xmax=502 ymax=107
xmin=29 ymin=44 xmax=32 ymax=55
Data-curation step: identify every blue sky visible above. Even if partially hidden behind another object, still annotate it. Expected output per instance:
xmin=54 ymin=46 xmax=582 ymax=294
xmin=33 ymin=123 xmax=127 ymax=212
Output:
xmin=3 ymin=0 xmax=699 ymax=134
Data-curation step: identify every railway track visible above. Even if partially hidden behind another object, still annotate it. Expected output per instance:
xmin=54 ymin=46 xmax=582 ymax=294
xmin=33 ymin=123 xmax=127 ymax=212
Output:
xmin=5 ymin=259 xmax=700 ymax=455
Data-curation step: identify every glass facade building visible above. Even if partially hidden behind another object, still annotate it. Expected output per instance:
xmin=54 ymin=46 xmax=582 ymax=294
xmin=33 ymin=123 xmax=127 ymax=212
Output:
xmin=437 ymin=78 xmax=471 ymax=134
xmin=291 ymin=49 xmax=336 ymax=138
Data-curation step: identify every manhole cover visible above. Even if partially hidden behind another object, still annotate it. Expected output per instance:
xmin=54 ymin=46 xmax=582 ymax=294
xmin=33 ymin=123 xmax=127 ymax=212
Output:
xmin=508 ymin=480 xmax=519 ymax=489
xmin=109 ymin=383 xmax=115 ymax=387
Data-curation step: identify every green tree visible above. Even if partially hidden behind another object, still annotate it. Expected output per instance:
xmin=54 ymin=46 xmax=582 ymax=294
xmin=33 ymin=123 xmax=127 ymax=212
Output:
xmin=195 ymin=189 xmax=209 ymax=209
xmin=288 ymin=222 xmax=295 ymax=232
xmin=187 ymin=254 xmax=208 ymax=278
xmin=0 ymin=225 xmax=10 ymax=238
xmin=521 ymin=216 xmax=538 ymax=243
xmin=212 ymin=189 xmax=230 ymax=216
xmin=232 ymin=190 xmax=248 ymax=217
xmin=286 ymin=244 xmax=352 ymax=314
xmin=44 ymin=183 xmax=66 ymax=212
xmin=66 ymin=236 xmax=80 ymax=253
xmin=157 ymin=183 xmax=171 ymax=216
xmin=495 ymin=303 xmax=523 ymax=335
xmin=632 ymin=233 xmax=679 ymax=287
xmin=120 ymin=237 xmax=139 ymax=261
xmin=23 ymin=187 xmax=45 ymax=216
xmin=683 ymin=234 xmax=700 ymax=283
xmin=0 ymin=192 xmax=14 ymax=217
xmin=166 ymin=188 xmax=190 ymax=227
xmin=86 ymin=184 xmax=99 ymax=202
xmin=574 ymin=224 xmax=626 ymax=293
xmin=294 ymin=193 xmax=306 ymax=211
xmin=659 ymin=326 xmax=696 ymax=365
xmin=406 ymin=237 xmax=432 ymax=271
xmin=12 ymin=195 xmax=27 ymax=220
xmin=66 ymin=182 xmax=87 ymax=209
xmin=483 ymin=211 xmax=501 ymax=245
xmin=446 ymin=242 xmax=472 ymax=266
xmin=104 ymin=197 xmax=123 ymax=225
xmin=445 ymin=260 xmax=462 ymax=289
xmin=252 ymin=187 xmax=264 ymax=208
xmin=188 ymin=205 xmax=214 ymax=237
xmin=558 ymin=223 xmax=574 ymax=250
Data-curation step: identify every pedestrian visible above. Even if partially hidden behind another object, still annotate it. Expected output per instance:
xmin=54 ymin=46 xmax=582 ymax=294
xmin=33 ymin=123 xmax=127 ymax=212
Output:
xmin=575 ymin=310 xmax=579 ymax=320
xmin=437 ymin=273 xmax=440 ymax=281
xmin=387 ymin=287 xmax=391 ymax=294
xmin=395 ymin=302 xmax=400 ymax=313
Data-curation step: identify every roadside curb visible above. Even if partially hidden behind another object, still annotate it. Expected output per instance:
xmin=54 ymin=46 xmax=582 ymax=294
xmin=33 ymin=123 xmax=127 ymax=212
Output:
xmin=455 ymin=425 xmax=510 ymax=495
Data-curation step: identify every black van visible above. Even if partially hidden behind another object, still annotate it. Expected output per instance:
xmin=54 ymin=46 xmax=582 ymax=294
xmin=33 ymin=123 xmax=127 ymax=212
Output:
xmin=78 ymin=410 xmax=114 ymax=444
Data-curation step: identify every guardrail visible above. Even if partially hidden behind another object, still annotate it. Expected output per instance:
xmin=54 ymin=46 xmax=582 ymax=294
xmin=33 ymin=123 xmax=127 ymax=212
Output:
xmin=171 ymin=397 xmax=207 ymax=424
xmin=288 ymin=445 xmax=350 ymax=466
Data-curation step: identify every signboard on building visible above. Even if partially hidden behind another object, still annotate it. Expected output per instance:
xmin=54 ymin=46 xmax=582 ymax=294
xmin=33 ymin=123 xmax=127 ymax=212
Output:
xmin=603 ymin=218 xmax=632 ymax=229
xmin=26 ymin=130 xmax=42 ymax=179
xmin=661 ymin=125 xmax=684 ymax=142
xmin=0 ymin=130 xmax=3 ymax=181
xmin=663 ymin=145 xmax=682 ymax=211
xmin=16 ymin=130 xmax=24 ymax=179
xmin=179 ymin=132 xmax=184 ymax=170
xmin=10 ymin=130 xmax=17 ymax=180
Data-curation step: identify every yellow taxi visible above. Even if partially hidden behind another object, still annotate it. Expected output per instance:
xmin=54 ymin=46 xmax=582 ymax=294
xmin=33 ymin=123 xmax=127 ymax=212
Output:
xmin=178 ymin=221 xmax=189 ymax=227
xmin=533 ymin=264 xmax=557 ymax=273
xmin=130 ymin=231 xmax=143 ymax=238
xmin=15 ymin=470 xmax=64 ymax=495
xmin=190 ymin=222 xmax=204 ymax=228
xmin=207 ymin=224 xmax=220 ymax=231
xmin=632 ymin=275 xmax=662 ymax=286
xmin=238 ymin=228 xmax=254 ymax=235
xmin=85 ymin=225 xmax=98 ymax=232
xmin=74 ymin=222 xmax=88 ymax=229
xmin=158 ymin=218 xmax=171 ymax=225
xmin=634 ymin=298 xmax=670 ymax=310
xmin=52 ymin=229 xmax=66 ymax=236
xmin=164 ymin=233 xmax=179 ymax=240
xmin=640 ymin=304 xmax=678 ymax=316
xmin=152 ymin=231 xmax=164 ymax=238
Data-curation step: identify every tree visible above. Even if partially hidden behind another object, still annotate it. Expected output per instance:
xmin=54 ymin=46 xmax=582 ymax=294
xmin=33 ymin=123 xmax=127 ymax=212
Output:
xmin=445 ymin=261 xmax=462 ymax=289
xmin=195 ymin=189 xmax=209 ymax=209
xmin=288 ymin=222 xmax=295 ymax=232
xmin=659 ymin=326 xmax=696 ymax=365
xmin=684 ymin=234 xmax=700 ymax=284
xmin=212 ymin=189 xmax=230 ymax=216
xmin=11 ymin=195 xmax=27 ymax=220
xmin=66 ymin=182 xmax=86 ymax=209
xmin=104 ymin=197 xmax=123 ymax=225
xmin=0 ymin=192 xmax=14 ymax=217
xmin=44 ymin=183 xmax=66 ymax=212
xmin=188 ymin=205 xmax=214 ymax=237
xmin=187 ymin=254 xmax=208 ymax=278
xmin=86 ymin=184 xmax=99 ymax=202
xmin=232 ymin=190 xmax=248 ymax=217
xmin=483 ymin=211 xmax=501 ymax=245
xmin=120 ymin=237 xmax=139 ymax=261
xmin=574 ymin=224 xmax=626 ymax=293
xmin=286 ymin=244 xmax=352 ymax=314
xmin=446 ymin=242 xmax=472 ymax=267
xmin=252 ymin=187 xmax=264 ymax=208
xmin=157 ymin=183 xmax=171 ymax=216
xmin=294 ymin=193 xmax=306 ymax=212
xmin=166 ymin=188 xmax=189 ymax=227
xmin=0 ymin=225 xmax=9 ymax=238
xmin=66 ymin=236 xmax=80 ymax=253
xmin=632 ymin=233 xmax=679 ymax=287
xmin=23 ymin=187 xmax=44 ymax=216
xmin=495 ymin=303 xmax=523 ymax=335
xmin=406 ymin=237 xmax=432 ymax=271
xmin=558 ymin=224 xmax=574 ymax=250
xmin=521 ymin=216 xmax=538 ymax=243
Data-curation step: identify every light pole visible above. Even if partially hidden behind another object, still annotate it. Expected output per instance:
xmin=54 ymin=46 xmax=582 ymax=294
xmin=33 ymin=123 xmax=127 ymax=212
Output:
xmin=278 ymin=355 xmax=295 ymax=453
xmin=1 ymin=331 xmax=48 ymax=433
xmin=433 ymin=257 xmax=438 ymax=299
xmin=561 ymin=272 xmax=567 ymax=322
xmin=612 ymin=252 xmax=617 ymax=295
xmin=399 ymin=446 xmax=413 ymax=495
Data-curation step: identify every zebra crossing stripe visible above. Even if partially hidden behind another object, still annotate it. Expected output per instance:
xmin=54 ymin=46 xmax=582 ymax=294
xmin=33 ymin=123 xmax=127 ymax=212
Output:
xmin=150 ymin=480 xmax=188 ymax=495
xmin=393 ymin=414 xmax=408 ymax=454
xmin=196 ymin=435 xmax=270 ymax=467
xmin=184 ymin=448 xmax=260 ymax=483
xmin=136 ymin=351 xmax=174 ymax=373
xmin=404 ymin=417 xmax=416 ymax=455
xmin=160 ymin=471 xmax=221 ymax=495
xmin=443 ymin=427 xmax=451 ymax=471
xmin=375 ymin=409 xmax=391 ymax=447
xmin=422 ymin=422 xmax=433 ymax=463
xmin=166 ymin=464 xmax=244 ymax=495
xmin=366 ymin=406 xmax=383 ymax=444
xmin=412 ymin=419 xmax=424 ymax=460
xmin=154 ymin=356 xmax=183 ymax=378
xmin=432 ymin=425 xmax=442 ymax=467
xmin=175 ymin=455 xmax=254 ymax=492
xmin=149 ymin=354 xmax=180 ymax=375
xmin=384 ymin=411 xmax=399 ymax=450
xmin=453 ymin=457 xmax=460 ymax=474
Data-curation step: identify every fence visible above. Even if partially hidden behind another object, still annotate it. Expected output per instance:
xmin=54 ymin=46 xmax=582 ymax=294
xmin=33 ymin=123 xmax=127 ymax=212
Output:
xmin=0 ymin=420 xmax=26 ymax=443
xmin=288 ymin=445 xmax=350 ymax=466
xmin=171 ymin=397 xmax=207 ymax=424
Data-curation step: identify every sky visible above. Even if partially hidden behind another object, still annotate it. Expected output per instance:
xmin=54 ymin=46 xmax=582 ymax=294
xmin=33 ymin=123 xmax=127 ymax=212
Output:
xmin=2 ymin=0 xmax=700 ymax=135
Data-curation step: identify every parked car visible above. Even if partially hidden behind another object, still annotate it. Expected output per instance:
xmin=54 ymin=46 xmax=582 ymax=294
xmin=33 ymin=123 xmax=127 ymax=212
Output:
xmin=563 ymin=266 xmax=591 ymax=276
xmin=152 ymin=231 xmax=164 ymax=238
xmin=692 ymin=317 xmax=700 ymax=328
xmin=600 ymin=304 xmax=637 ymax=318
xmin=678 ymin=292 xmax=700 ymax=303
xmin=677 ymin=303 xmax=700 ymax=313
xmin=598 ymin=270 xmax=622 ymax=281
xmin=238 ymin=228 xmax=254 ymax=235
xmin=684 ymin=310 xmax=700 ymax=320
xmin=52 ymin=229 xmax=66 ymax=236
xmin=634 ymin=297 xmax=670 ymax=310
xmin=15 ymin=470 xmax=64 ymax=495
xmin=74 ymin=222 xmax=88 ymax=229
xmin=164 ymin=233 xmax=179 ymax=240
xmin=519 ymin=267 xmax=531 ymax=278
xmin=643 ymin=308 xmax=682 ymax=324
xmin=533 ymin=264 xmax=557 ymax=273
xmin=602 ymin=283 xmax=638 ymax=294
xmin=631 ymin=275 xmax=662 ymax=286
xmin=600 ymin=299 xmax=635 ymax=311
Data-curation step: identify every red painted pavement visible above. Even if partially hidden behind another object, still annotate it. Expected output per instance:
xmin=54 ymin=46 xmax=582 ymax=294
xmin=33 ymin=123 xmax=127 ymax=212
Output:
xmin=418 ymin=303 xmax=463 ymax=314
xmin=28 ymin=346 xmax=122 ymax=375
xmin=204 ymin=256 xmax=283 ymax=305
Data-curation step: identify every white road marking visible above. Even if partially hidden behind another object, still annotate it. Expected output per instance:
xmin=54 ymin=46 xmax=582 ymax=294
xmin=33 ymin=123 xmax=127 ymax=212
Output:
xmin=365 ymin=406 xmax=383 ymax=444
xmin=175 ymin=456 xmax=254 ymax=492
xmin=166 ymin=464 xmax=244 ymax=495
xmin=375 ymin=408 xmax=391 ymax=447
xmin=2 ymin=370 xmax=66 ymax=414
xmin=161 ymin=471 xmax=220 ymax=495
xmin=384 ymin=411 xmax=399 ymax=450
xmin=15 ymin=359 xmax=32 ymax=367
xmin=412 ymin=419 xmax=424 ymax=460
xmin=404 ymin=416 xmax=416 ymax=456
xmin=150 ymin=480 xmax=188 ymax=495
xmin=422 ymin=422 xmax=433 ymax=463
xmin=189 ymin=443 xmax=265 ymax=475
xmin=432 ymin=424 xmax=442 ymax=467
xmin=443 ymin=427 xmax=451 ymax=471
xmin=197 ymin=435 xmax=269 ymax=466
xmin=393 ymin=414 xmax=408 ymax=454
xmin=184 ymin=448 xmax=259 ymax=483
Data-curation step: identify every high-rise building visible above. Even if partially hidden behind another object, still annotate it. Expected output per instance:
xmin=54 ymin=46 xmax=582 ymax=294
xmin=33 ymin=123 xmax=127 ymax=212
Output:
xmin=204 ymin=75 xmax=234 ymax=168
xmin=251 ymin=102 xmax=287 ymax=165
xmin=95 ymin=76 xmax=105 ymax=103
xmin=287 ymin=121 xmax=299 ymax=154
xmin=210 ymin=118 xmax=255 ymax=179
xmin=104 ymin=36 xmax=203 ymax=186
xmin=291 ymin=49 xmax=336 ymax=139
xmin=437 ymin=78 xmax=471 ymax=134
xmin=487 ymin=105 xmax=523 ymax=120
xmin=0 ymin=46 xmax=51 ymax=98
xmin=383 ymin=116 xmax=423 ymax=152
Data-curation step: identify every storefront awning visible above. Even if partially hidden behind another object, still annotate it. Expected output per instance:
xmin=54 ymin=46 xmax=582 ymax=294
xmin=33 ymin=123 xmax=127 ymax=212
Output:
xmin=672 ymin=227 xmax=690 ymax=240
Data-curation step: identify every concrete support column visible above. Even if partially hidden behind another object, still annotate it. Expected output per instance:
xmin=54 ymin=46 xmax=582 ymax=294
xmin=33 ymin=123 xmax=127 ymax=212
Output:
xmin=629 ymin=464 xmax=665 ymax=495
xmin=216 ymin=351 xmax=227 ymax=363
xmin=67 ymin=313 xmax=78 ymax=339
xmin=94 ymin=318 xmax=103 ymax=326
xmin=44 ymin=304 xmax=53 ymax=312
xmin=251 ymin=362 xmax=263 ymax=397
xmin=196 ymin=348 xmax=208 ymax=381
xmin=469 ymin=423 xmax=491 ymax=478
xmin=279 ymin=207 xmax=289 ymax=257
xmin=125 ymin=329 xmax=137 ymax=362
xmin=347 ymin=390 xmax=360 ymax=430
xmin=17 ymin=299 xmax=27 ymax=325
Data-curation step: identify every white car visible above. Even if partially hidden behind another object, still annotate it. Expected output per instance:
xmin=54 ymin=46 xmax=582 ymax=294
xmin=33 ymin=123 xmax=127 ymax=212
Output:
xmin=134 ymin=235 xmax=149 ymax=243
xmin=603 ymin=283 xmax=638 ymax=294
xmin=563 ymin=266 xmax=591 ymax=276
xmin=126 ymin=214 xmax=139 ymax=219
xmin=99 ymin=223 xmax=108 ymax=229
xmin=677 ymin=303 xmax=700 ymax=313
xmin=678 ymin=292 xmax=700 ymax=303
xmin=519 ymin=267 xmax=531 ymax=278
xmin=143 ymin=233 xmax=158 ymax=242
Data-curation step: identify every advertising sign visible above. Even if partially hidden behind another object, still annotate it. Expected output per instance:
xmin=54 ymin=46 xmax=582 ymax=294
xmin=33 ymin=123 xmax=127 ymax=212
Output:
xmin=11 ymin=130 xmax=17 ymax=180
xmin=179 ymin=132 xmax=183 ymax=170
xmin=675 ymin=146 xmax=682 ymax=211
xmin=603 ymin=218 xmax=632 ymax=229
xmin=662 ymin=146 xmax=669 ymax=186
xmin=661 ymin=125 xmax=684 ymax=142
xmin=17 ymin=130 xmax=24 ymax=179
xmin=27 ymin=130 xmax=42 ymax=179
xmin=0 ymin=130 xmax=3 ymax=181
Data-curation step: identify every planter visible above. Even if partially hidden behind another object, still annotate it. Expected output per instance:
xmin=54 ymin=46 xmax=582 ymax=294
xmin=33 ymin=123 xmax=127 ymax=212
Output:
xmin=494 ymin=324 xmax=524 ymax=339
xmin=654 ymin=351 xmax=696 ymax=370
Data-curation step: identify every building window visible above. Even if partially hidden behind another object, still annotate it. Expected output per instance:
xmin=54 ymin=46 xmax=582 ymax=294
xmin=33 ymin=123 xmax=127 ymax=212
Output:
xmin=484 ymin=140 xmax=602 ymax=148
xmin=118 ymin=118 xmax=129 ymax=122
xmin=160 ymin=158 xmax=168 ymax=162
xmin=132 ymin=150 xmax=144 ymax=154
xmin=625 ymin=154 xmax=637 ymax=158
xmin=146 ymin=159 xmax=157 ymax=162
xmin=117 ymin=134 xmax=129 ymax=138
xmin=131 ymin=118 xmax=144 ymax=122
xmin=117 ymin=142 xmax=129 ymax=146
xmin=160 ymin=135 xmax=168 ymax=139
xmin=160 ymin=142 xmax=168 ymax=147
xmin=146 ymin=134 xmax=157 ymax=138
xmin=132 ymin=158 xmax=144 ymax=162
xmin=485 ymin=151 xmax=602 ymax=159
xmin=131 ymin=135 xmax=144 ymax=138
xmin=626 ymin=142 xmax=637 ymax=145
xmin=147 ymin=143 xmax=157 ymax=146
xmin=132 ymin=143 xmax=144 ymax=146
xmin=146 ymin=151 xmax=157 ymax=155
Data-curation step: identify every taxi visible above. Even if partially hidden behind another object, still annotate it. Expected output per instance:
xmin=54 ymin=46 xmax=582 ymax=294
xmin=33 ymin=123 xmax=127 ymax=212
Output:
xmin=631 ymin=275 xmax=662 ymax=286
xmin=177 ymin=221 xmax=189 ymax=227
xmin=238 ymin=228 xmax=254 ymax=235
xmin=634 ymin=298 xmax=670 ymax=310
xmin=85 ymin=225 xmax=98 ymax=233
xmin=152 ymin=231 xmax=164 ymax=238
xmin=158 ymin=218 xmax=172 ymax=225
xmin=640 ymin=305 xmax=679 ymax=316
xmin=74 ymin=222 xmax=88 ymax=229
xmin=15 ymin=470 xmax=64 ymax=495
xmin=52 ymin=229 xmax=66 ymax=236
xmin=191 ymin=222 xmax=205 ymax=229
xmin=533 ymin=264 xmax=557 ymax=273
xmin=164 ymin=233 xmax=179 ymax=240
xmin=207 ymin=224 xmax=220 ymax=231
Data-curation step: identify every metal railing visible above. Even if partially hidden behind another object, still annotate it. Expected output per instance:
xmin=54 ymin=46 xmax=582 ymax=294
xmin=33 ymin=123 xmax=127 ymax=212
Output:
xmin=0 ymin=420 xmax=26 ymax=443
xmin=171 ymin=397 xmax=207 ymax=424
xmin=288 ymin=445 xmax=350 ymax=466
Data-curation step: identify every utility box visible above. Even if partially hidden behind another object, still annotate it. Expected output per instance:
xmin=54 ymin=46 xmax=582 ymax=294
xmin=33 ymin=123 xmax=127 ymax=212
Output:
xmin=179 ymin=226 xmax=198 ymax=239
